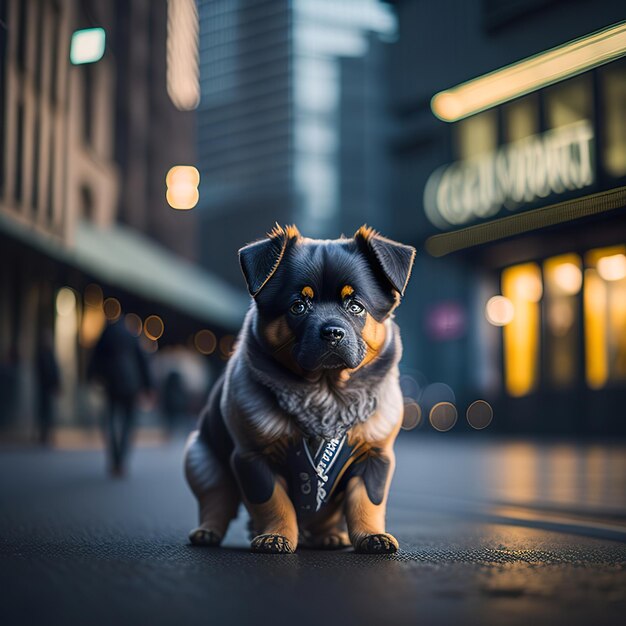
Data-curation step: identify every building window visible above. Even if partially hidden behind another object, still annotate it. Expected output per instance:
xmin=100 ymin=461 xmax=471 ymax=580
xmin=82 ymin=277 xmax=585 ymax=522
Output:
xmin=14 ymin=102 xmax=25 ymax=204
xmin=544 ymin=74 xmax=593 ymax=130
xmin=543 ymin=254 xmax=582 ymax=389
xmin=80 ymin=185 xmax=94 ymax=220
xmin=46 ymin=127 xmax=55 ymax=222
xmin=83 ymin=64 xmax=94 ymax=145
xmin=502 ymin=262 xmax=542 ymax=397
xmin=34 ymin=0 xmax=44 ymax=93
xmin=16 ymin=0 xmax=28 ymax=73
xmin=584 ymin=246 xmax=626 ymax=389
xmin=32 ymin=116 xmax=41 ymax=210
xmin=455 ymin=109 xmax=498 ymax=160
xmin=503 ymin=94 xmax=538 ymax=143
xmin=602 ymin=59 xmax=626 ymax=179
xmin=50 ymin=3 xmax=61 ymax=105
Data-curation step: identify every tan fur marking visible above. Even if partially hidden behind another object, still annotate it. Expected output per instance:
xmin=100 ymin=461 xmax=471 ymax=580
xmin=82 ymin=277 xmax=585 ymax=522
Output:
xmin=344 ymin=419 xmax=400 ymax=548
xmin=341 ymin=285 xmax=354 ymax=299
xmin=262 ymin=316 xmax=304 ymax=377
xmin=263 ymin=316 xmax=293 ymax=351
xmin=354 ymin=224 xmax=377 ymax=241
xmin=268 ymin=223 xmax=301 ymax=241
xmin=338 ymin=315 xmax=387 ymax=382
xmin=246 ymin=480 xmax=299 ymax=549
xmin=301 ymin=286 xmax=314 ymax=299
xmin=360 ymin=314 xmax=387 ymax=367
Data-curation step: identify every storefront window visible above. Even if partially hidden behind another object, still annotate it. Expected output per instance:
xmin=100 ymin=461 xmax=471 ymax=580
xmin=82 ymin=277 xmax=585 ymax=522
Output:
xmin=455 ymin=109 xmax=498 ymax=160
xmin=584 ymin=246 xmax=626 ymax=389
xmin=543 ymin=254 xmax=582 ymax=388
xmin=503 ymin=94 xmax=538 ymax=142
xmin=545 ymin=75 xmax=593 ymax=129
xmin=502 ymin=263 xmax=542 ymax=397
xmin=602 ymin=60 xmax=626 ymax=178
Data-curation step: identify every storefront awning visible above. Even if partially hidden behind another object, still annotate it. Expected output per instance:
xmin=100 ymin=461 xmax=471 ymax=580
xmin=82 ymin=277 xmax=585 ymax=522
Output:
xmin=73 ymin=221 xmax=248 ymax=326
xmin=0 ymin=213 xmax=249 ymax=327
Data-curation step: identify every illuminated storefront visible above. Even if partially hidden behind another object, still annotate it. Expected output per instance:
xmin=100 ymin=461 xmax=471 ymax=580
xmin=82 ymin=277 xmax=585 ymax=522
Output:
xmin=420 ymin=41 xmax=626 ymax=432
xmin=383 ymin=12 xmax=626 ymax=433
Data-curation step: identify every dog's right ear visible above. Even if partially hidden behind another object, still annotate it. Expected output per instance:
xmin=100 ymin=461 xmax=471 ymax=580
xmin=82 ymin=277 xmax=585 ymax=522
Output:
xmin=238 ymin=224 xmax=300 ymax=297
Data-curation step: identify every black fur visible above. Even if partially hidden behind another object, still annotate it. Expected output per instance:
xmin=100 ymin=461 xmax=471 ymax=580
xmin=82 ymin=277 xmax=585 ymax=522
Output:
xmin=188 ymin=226 xmax=415 ymax=552
xmin=350 ymin=448 xmax=391 ymax=505
xmin=232 ymin=451 xmax=276 ymax=504
xmin=247 ymin=237 xmax=400 ymax=372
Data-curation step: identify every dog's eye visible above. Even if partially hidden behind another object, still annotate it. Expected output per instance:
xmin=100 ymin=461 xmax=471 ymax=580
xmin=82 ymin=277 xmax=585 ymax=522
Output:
xmin=347 ymin=299 xmax=365 ymax=315
xmin=290 ymin=300 xmax=307 ymax=316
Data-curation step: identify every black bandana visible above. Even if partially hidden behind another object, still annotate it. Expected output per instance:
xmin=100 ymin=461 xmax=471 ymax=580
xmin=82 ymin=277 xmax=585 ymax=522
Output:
xmin=286 ymin=435 xmax=358 ymax=519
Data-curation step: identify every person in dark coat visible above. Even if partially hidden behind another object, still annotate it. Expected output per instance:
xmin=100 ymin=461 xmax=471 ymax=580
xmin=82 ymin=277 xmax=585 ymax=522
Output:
xmin=36 ymin=332 xmax=60 ymax=446
xmin=162 ymin=370 xmax=187 ymax=435
xmin=88 ymin=319 xmax=153 ymax=476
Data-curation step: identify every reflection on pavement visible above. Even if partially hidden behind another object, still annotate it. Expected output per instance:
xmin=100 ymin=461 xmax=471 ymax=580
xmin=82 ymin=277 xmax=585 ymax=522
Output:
xmin=392 ymin=435 xmax=626 ymax=531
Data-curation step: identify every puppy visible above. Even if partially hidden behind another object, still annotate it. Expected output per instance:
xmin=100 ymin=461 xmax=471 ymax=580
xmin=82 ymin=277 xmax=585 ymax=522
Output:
xmin=184 ymin=225 xmax=415 ymax=554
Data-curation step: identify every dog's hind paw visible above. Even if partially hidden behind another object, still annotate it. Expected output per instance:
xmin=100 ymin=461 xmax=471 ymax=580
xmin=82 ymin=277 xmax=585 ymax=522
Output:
xmin=355 ymin=533 xmax=399 ymax=554
xmin=315 ymin=532 xmax=351 ymax=550
xmin=189 ymin=528 xmax=222 ymax=547
xmin=251 ymin=533 xmax=294 ymax=554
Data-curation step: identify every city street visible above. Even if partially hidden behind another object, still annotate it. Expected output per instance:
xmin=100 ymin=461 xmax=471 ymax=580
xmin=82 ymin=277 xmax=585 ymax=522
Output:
xmin=1 ymin=433 xmax=625 ymax=626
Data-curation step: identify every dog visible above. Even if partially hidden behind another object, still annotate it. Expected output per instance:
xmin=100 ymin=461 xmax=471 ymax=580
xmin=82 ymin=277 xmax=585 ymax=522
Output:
xmin=184 ymin=224 xmax=415 ymax=554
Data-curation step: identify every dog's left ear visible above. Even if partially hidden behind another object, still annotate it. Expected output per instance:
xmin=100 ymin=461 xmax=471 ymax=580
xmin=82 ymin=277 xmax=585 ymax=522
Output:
xmin=354 ymin=225 xmax=416 ymax=296
xmin=239 ymin=224 xmax=300 ymax=297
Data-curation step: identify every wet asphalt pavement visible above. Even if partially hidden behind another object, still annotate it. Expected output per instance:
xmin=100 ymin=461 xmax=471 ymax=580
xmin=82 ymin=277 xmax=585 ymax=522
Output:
xmin=1 ymin=433 xmax=625 ymax=626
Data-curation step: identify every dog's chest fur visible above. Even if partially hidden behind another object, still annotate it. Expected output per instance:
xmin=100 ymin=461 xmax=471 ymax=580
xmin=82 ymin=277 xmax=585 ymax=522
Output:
xmin=245 ymin=364 xmax=402 ymax=446
xmin=255 ymin=370 xmax=378 ymax=440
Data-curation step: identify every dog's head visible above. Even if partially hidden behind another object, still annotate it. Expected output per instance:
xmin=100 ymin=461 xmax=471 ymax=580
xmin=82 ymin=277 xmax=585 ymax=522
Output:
xmin=239 ymin=225 xmax=415 ymax=375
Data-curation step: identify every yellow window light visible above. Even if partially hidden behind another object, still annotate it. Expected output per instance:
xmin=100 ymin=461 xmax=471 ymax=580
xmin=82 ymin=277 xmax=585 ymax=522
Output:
xmin=544 ymin=254 xmax=583 ymax=296
xmin=166 ymin=0 xmax=200 ymax=110
xmin=597 ymin=253 xmax=626 ymax=282
xmin=502 ymin=263 xmax=542 ymax=397
xmin=431 ymin=21 xmax=626 ymax=122
xmin=166 ymin=165 xmax=200 ymax=210
xmin=584 ymin=268 xmax=608 ymax=389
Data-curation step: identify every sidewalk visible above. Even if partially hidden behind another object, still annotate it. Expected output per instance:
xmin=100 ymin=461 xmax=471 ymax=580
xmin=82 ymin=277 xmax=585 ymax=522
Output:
xmin=1 ymin=434 xmax=625 ymax=626
xmin=0 ymin=425 xmax=172 ymax=450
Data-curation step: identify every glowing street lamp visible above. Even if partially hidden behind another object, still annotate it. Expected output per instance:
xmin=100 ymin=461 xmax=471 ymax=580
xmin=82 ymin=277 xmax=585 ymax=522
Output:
xmin=70 ymin=28 xmax=106 ymax=65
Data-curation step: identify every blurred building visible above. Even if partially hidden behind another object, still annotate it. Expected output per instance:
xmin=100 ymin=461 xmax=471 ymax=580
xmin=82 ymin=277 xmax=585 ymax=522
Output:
xmin=0 ymin=0 xmax=247 ymax=434
xmin=196 ymin=0 xmax=396 ymax=283
xmin=385 ymin=1 xmax=626 ymax=434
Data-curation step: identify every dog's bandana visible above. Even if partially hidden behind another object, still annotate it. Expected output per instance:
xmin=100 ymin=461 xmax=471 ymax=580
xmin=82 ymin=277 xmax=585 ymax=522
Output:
xmin=287 ymin=435 xmax=357 ymax=518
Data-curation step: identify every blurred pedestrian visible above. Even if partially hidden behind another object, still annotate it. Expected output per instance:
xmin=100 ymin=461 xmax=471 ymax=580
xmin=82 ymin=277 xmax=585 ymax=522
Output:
xmin=88 ymin=319 xmax=153 ymax=477
xmin=35 ymin=331 xmax=60 ymax=446
xmin=162 ymin=370 xmax=187 ymax=436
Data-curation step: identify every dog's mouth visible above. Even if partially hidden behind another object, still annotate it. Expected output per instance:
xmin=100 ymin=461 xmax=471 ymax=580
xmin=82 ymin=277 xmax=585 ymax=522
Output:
xmin=318 ymin=351 xmax=348 ymax=369
xmin=297 ymin=347 xmax=363 ymax=373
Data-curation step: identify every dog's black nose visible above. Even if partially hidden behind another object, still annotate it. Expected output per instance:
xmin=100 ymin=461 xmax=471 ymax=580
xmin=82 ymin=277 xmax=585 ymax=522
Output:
xmin=321 ymin=325 xmax=345 ymax=345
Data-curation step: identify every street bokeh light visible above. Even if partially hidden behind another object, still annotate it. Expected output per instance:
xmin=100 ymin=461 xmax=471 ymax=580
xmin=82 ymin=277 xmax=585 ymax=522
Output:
xmin=144 ymin=315 xmax=165 ymax=341
xmin=429 ymin=402 xmax=458 ymax=432
xmin=597 ymin=253 xmax=626 ymax=281
xmin=485 ymin=295 xmax=514 ymax=326
xmin=466 ymin=400 xmax=494 ymax=429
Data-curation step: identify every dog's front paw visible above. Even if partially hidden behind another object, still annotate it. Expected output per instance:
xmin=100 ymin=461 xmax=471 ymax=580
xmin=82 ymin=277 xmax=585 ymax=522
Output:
xmin=251 ymin=533 xmax=294 ymax=554
xmin=356 ymin=533 xmax=399 ymax=554
xmin=189 ymin=528 xmax=222 ymax=547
